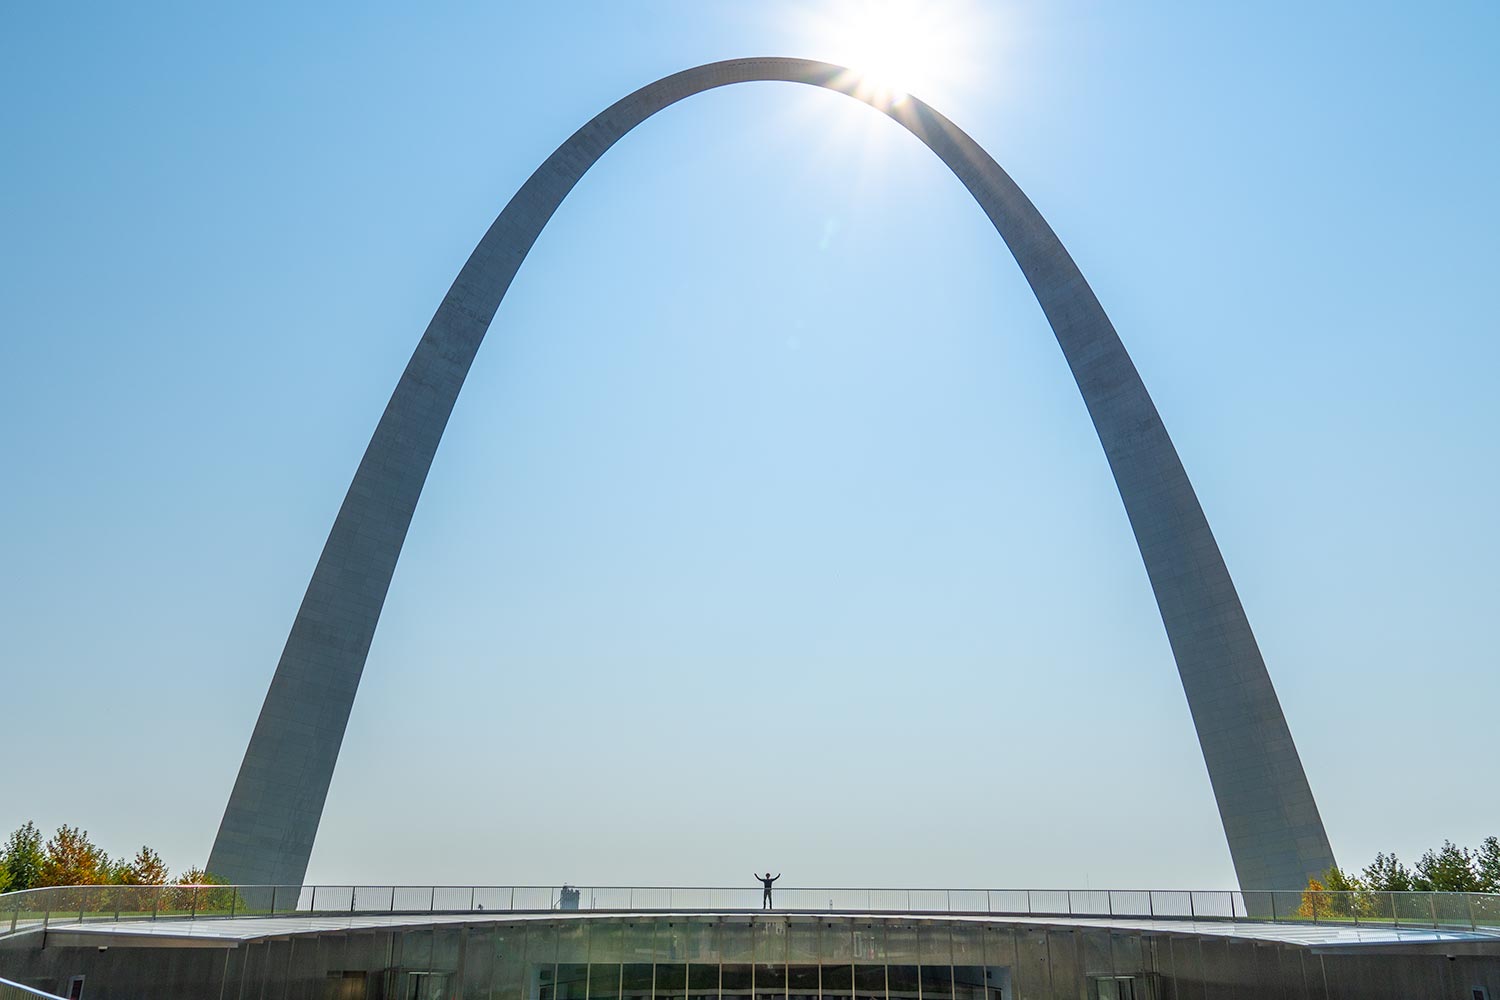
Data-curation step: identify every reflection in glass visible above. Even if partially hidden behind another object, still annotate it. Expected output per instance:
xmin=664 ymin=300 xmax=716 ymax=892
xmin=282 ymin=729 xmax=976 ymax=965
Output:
xmin=755 ymin=961 xmax=786 ymax=1000
xmin=622 ymin=963 xmax=653 ymax=1000
xmin=688 ymin=961 xmax=720 ymax=1000
xmin=952 ymin=966 xmax=986 ymax=1000
xmin=555 ymin=964 xmax=588 ymax=1000
xmin=722 ymin=965 xmax=753 ymax=1000
xmin=886 ymin=965 xmax=918 ymax=1000
xmin=919 ymin=966 xmax=952 ymax=1000
xmin=820 ymin=963 xmax=853 ymax=1000
xmin=854 ymin=964 xmax=886 ymax=1000
xmin=656 ymin=963 xmax=687 ymax=1000
xmin=788 ymin=963 xmax=819 ymax=1000
xmin=589 ymin=964 xmax=621 ymax=1000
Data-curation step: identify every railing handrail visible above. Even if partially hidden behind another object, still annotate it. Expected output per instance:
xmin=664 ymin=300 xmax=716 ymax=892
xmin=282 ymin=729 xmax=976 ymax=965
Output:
xmin=3 ymin=882 xmax=1498 ymax=897
xmin=1 ymin=883 xmax=1497 ymax=939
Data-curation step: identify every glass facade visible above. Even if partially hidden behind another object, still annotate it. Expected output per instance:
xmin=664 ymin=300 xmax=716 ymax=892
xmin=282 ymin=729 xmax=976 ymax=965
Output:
xmin=214 ymin=917 xmax=1158 ymax=1000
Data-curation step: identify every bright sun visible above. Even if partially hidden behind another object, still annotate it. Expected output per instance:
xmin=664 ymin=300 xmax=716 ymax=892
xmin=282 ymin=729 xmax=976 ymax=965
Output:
xmin=801 ymin=0 xmax=981 ymax=107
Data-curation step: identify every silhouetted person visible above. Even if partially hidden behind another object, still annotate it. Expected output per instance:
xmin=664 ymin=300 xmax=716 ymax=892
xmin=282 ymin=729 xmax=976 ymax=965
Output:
xmin=756 ymin=872 xmax=781 ymax=909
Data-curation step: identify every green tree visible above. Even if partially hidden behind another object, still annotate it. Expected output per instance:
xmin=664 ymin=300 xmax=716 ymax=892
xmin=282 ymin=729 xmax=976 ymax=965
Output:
xmin=1319 ymin=864 xmax=1363 ymax=916
xmin=1412 ymin=840 xmax=1479 ymax=892
xmin=1362 ymin=852 xmax=1414 ymax=892
xmin=1476 ymin=836 xmax=1500 ymax=894
xmin=38 ymin=825 xmax=109 ymax=887
xmin=2 ymin=821 xmax=46 ymax=892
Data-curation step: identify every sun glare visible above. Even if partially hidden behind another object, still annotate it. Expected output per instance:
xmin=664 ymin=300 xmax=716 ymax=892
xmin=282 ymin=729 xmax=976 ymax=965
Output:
xmin=801 ymin=0 xmax=982 ymax=107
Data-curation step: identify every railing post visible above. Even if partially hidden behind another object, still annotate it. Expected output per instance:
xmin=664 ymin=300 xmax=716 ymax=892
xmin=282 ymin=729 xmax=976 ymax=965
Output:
xmin=351 ymin=888 xmax=357 ymax=914
xmin=1391 ymin=892 xmax=1399 ymax=928
xmin=1429 ymin=892 xmax=1438 ymax=929
xmin=470 ymin=888 xmax=476 ymax=912
xmin=510 ymin=887 xmax=515 ymax=912
xmin=906 ymin=889 xmax=911 ymax=912
xmin=1189 ymin=893 xmax=1195 ymax=920
xmin=190 ymin=887 xmax=198 ymax=920
xmin=1148 ymin=892 xmax=1154 ymax=918
xmin=311 ymin=886 xmax=318 ymax=912
xmin=946 ymin=890 xmax=951 ymax=913
xmin=986 ymin=890 xmax=992 ymax=914
xmin=1269 ymin=892 xmax=1277 ymax=923
xmin=1311 ymin=892 xmax=1318 ymax=924
xmin=230 ymin=888 xmax=238 ymax=918
xmin=1026 ymin=890 xmax=1032 ymax=915
xmin=430 ymin=886 xmax=436 ymax=913
xmin=1468 ymin=893 xmax=1476 ymax=931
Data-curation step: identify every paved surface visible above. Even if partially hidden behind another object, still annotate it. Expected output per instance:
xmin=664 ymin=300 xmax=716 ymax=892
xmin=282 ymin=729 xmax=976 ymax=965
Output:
xmin=210 ymin=57 xmax=1335 ymax=892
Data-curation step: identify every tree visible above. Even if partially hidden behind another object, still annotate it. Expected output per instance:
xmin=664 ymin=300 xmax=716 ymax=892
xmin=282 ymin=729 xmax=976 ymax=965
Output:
xmin=38 ymin=825 xmax=109 ymax=887
xmin=116 ymin=846 xmax=169 ymax=885
xmin=1412 ymin=840 xmax=1479 ymax=892
xmin=1477 ymin=836 xmax=1500 ymax=894
xmin=1362 ymin=852 xmax=1413 ymax=892
xmin=3 ymin=821 xmax=46 ymax=892
xmin=1319 ymin=864 xmax=1362 ymax=917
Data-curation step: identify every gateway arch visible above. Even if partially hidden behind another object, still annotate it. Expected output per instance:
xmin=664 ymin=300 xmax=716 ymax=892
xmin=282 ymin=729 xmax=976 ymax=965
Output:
xmin=210 ymin=58 xmax=1335 ymax=892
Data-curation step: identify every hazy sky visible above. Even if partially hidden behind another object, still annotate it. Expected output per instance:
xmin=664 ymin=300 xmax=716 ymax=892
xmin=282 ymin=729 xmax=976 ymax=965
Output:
xmin=2 ymin=1 xmax=1496 ymax=891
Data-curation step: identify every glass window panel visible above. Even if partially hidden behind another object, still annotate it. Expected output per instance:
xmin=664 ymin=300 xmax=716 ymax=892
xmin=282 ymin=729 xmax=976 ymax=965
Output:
xmin=982 ymin=968 xmax=1010 ymax=1000
xmin=688 ymin=962 xmax=720 ymax=1000
xmin=887 ymin=965 xmax=919 ymax=1000
xmin=951 ymin=967 xmax=985 ymax=1000
xmin=590 ymin=963 xmax=622 ymax=1000
xmin=622 ymin=963 xmax=654 ymax=1000
xmin=854 ymin=964 xmax=886 ymax=1000
xmin=722 ymin=965 xmax=753 ymax=1000
xmin=919 ymin=966 xmax=952 ymax=1000
xmin=821 ymin=964 xmax=853 ymax=1000
xmin=556 ymin=965 xmax=589 ymax=1000
xmin=787 ymin=964 xmax=819 ymax=996
xmin=657 ymin=963 xmax=688 ymax=1000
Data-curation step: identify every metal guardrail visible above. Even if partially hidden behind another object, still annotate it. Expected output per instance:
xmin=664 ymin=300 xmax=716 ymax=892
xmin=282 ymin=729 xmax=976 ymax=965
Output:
xmin=1 ymin=884 xmax=1497 ymax=936
xmin=0 ymin=976 xmax=68 ymax=1000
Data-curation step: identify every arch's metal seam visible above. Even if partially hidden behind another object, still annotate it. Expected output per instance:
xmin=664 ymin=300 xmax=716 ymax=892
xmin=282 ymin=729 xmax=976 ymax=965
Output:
xmin=209 ymin=58 xmax=1335 ymax=891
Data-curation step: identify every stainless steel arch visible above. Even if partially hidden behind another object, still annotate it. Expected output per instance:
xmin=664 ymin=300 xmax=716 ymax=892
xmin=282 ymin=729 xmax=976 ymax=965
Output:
xmin=209 ymin=58 xmax=1335 ymax=891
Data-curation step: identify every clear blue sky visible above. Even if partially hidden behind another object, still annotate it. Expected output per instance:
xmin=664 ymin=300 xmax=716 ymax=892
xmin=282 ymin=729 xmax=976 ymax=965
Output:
xmin=1 ymin=1 xmax=1496 ymax=890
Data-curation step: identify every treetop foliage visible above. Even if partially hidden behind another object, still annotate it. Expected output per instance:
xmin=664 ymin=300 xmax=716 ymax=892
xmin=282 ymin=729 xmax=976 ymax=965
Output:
xmin=0 ymin=821 xmax=219 ymax=891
